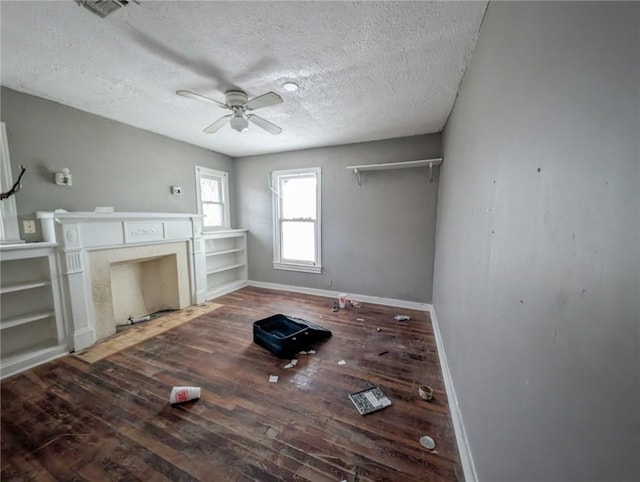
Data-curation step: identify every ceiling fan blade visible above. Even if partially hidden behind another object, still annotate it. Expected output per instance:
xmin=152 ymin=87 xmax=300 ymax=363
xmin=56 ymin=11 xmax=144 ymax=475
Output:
xmin=244 ymin=92 xmax=283 ymax=111
xmin=247 ymin=114 xmax=283 ymax=135
xmin=176 ymin=90 xmax=230 ymax=110
xmin=203 ymin=115 xmax=232 ymax=133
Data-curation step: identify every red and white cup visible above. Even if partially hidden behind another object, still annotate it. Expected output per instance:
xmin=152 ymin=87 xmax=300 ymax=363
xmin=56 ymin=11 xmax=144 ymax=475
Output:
xmin=169 ymin=386 xmax=201 ymax=404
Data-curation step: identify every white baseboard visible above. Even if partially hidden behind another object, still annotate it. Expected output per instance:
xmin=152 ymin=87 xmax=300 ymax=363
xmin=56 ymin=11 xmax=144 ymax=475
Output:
xmin=247 ymin=280 xmax=430 ymax=312
xmin=429 ymin=304 xmax=478 ymax=482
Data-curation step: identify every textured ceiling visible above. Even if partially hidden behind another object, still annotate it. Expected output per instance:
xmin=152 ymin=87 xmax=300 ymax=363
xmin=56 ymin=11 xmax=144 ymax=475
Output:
xmin=0 ymin=1 xmax=487 ymax=157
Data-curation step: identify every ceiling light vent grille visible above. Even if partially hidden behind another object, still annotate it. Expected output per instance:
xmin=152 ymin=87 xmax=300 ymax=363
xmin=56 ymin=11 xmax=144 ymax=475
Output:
xmin=75 ymin=0 xmax=138 ymax=18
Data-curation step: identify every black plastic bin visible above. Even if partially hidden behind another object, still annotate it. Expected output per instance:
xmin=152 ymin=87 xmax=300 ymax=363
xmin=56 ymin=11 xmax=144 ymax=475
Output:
xmin=253 ymin=314 xmax=332 ymax=358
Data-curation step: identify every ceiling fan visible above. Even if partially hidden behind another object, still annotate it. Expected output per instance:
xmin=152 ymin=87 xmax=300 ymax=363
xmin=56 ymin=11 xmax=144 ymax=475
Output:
xmin=176 ymin=89 xmax=284 ymax=135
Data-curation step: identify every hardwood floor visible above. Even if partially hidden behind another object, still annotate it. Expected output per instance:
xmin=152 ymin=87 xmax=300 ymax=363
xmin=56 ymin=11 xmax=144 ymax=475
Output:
xmin=1 ymin=287 xmax=462 ymax=481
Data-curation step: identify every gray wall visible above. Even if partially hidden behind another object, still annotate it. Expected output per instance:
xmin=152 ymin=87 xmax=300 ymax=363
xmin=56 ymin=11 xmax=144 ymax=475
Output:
xmin=234 ymin=134 xmax=441 ymax=302
xmin=434 ymin=2 xmax=639 ymax=480
xmin=1 ymin=87 xmax=233 ymax=240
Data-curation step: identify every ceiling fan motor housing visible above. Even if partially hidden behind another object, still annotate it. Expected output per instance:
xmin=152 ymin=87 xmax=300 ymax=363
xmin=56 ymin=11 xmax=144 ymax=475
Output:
xmin=225 ymin=90 xmax=249 ymax=108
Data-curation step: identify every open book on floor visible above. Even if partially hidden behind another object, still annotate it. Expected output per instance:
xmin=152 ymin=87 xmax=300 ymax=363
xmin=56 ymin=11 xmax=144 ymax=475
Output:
xmin=348 ymin=386 xmax=392 ymax=415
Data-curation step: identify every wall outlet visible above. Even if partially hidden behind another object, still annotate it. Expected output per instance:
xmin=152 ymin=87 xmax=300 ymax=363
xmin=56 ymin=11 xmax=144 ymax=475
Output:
xmin=171 ymin=185 xmax=182 ymax=196
xmin=23 ymin=220 xmax=36 ymax=234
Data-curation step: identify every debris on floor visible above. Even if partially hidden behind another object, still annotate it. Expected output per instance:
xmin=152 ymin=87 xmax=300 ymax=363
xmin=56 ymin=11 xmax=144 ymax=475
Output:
xmin=376 ymin=327 xmax=382 ymax=332
xmin=299 ymin=350 xmax=308 ymax=355
xmin=348 ymin=386 xmax=392 ymax=415
xmin=268 ymin=375 xmax=279 ymax=383
xmin=332 ymin=302 xmax=339 ymax=312
xmin=418 ymin=384 xmax=433 ymax=401
xmin=349 ymin=299 xmax=362 ymax=308
xmin=356 ymin=317 xmax=365 ymax=321
xmin=128 ymin=314 xmax=151 ymax=324
xmin=169 ymin=386 xmax=201 ymax=404
xmin=308 ymin=349 xmax=316 ymax=354
xmin=378 ymin=351 xmax=389 ymax=356
xmin=394 ymin=315 xmax=411 ymax=321
xmin=284 ymin=358 xmax=298 ymax=369
xmin=338 ymin=360 xmax=346 ymax=365
xmin=419 ymin=435 xmax=436 ymax=451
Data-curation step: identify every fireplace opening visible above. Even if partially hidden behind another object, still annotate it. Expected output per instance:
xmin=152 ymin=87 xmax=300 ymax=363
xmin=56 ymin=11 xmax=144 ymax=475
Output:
xmin=110 ymin=254 xmax=181 ymax=327
xmin=89 ymin=241 xmax=191 ymax=341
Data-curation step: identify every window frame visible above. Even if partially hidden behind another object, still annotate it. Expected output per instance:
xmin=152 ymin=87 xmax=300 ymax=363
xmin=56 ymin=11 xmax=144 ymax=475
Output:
xmin=0 ymin=122 xmax=21 ymax=243
xmin=195 ymin=166 xmax=230 ymax=231
xmin=272 ymin=167 xmax=322 ymax=274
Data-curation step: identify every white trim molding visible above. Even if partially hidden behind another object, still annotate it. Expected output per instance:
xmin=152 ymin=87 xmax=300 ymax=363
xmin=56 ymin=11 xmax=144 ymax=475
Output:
xmin=247 ymin=280 xmax=429 ymax=312
xmin=429 ymin=304 xmax=478 ymax=482
xmin=0 ymin=122 xmax=21 ymax=243
xmin=195 ymin=166 xmax=231 ymax=231
xmin=271 ymin=167 xmax=322 ymax=274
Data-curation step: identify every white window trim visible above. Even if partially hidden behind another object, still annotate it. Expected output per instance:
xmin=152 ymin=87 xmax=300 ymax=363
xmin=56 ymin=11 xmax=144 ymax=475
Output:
xmin=272 ymin=167 xmax=322 ymax=274
xmin=195 ymin=166 xmax=231 ymax=231
xmin=0 ymin=122 xmax=21 ymax=243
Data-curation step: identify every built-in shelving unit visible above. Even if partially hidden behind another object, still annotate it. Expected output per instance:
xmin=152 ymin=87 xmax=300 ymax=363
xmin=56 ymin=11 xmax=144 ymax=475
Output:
xmin=0 ymin=243 xmax=67 ymax=379
xmin=346 ymin=158 xmax=443 ymax=185
xmin=203 ymin=229 xmax=248 ymax=300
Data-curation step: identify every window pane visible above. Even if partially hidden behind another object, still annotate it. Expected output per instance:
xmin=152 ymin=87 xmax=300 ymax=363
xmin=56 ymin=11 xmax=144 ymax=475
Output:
xmin=282 ymin=221 xmax=315 ymax=262
xmin=281 ymin=176 xmax=316 ymax=219
xmin=203 ymin=202 xmax=223 ymax=227
xmin=201 ymin=177 xmax=221 ymax=203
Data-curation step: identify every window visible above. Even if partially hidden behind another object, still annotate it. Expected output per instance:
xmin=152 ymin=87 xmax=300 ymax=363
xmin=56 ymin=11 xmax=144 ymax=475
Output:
xmin=272 ymin=167 xmax=321 ymax=273
xmin=195 ymin=166 xmax=230 ymax=230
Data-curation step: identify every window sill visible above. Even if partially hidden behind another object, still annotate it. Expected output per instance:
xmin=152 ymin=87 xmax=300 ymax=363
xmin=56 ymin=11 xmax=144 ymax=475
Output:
xmin=273 ymin=262 xmax=322 ymax=274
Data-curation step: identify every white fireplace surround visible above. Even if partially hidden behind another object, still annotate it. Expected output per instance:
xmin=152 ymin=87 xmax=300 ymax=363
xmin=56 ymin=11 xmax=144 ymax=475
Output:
xmin=39 ymin=212 xmax=206 ymax=351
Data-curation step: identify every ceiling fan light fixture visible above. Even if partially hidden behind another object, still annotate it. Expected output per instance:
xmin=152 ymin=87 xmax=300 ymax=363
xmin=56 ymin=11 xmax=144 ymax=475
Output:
xmin=283 ymin=82 xmax=299 ymax=92
xmin=230 ymin=113 xmax=249 ymax=133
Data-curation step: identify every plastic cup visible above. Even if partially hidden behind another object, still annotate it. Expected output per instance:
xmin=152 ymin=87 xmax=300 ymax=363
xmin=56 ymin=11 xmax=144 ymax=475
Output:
xmin=169 ymin=386 xmax=201 ymax=404
xmin=338 ymin=293 xmax=347 ymax=309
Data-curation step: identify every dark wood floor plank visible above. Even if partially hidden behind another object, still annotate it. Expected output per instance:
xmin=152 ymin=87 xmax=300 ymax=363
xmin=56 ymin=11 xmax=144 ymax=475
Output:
xmin=2 ymin=287 xmax=462 ymax=481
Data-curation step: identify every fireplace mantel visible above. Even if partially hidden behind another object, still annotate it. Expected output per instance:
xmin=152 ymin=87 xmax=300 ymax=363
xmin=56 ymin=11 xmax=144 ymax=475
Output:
xmin=40 ymin=212 xmax=206 ymax=351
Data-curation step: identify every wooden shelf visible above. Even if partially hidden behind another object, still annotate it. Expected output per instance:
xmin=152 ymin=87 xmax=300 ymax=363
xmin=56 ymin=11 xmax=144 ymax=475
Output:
xmin=202 ymin=229 xmax=248 ymax=301
xmin=1 ymin=311 xmax=55 ymax=330
xmin=0 ymin=244 xmax=65 ymax=379
xmin=206 ymin=279 xmax=248 ymax=300
xmin=347 ymin=158 xmax=443 ymax=185
xmin=206 ymin=263 xmax=245 ymax=275
xmin=1 ymin=342 xmax=68 ymax=379
xmin=0 ymin=280 xmax=51 ymax=295
xmin=206 ymin=248 xmax=244 ymax=257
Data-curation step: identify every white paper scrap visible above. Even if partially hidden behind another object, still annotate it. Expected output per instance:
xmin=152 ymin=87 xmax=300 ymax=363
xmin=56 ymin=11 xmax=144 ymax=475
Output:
xmin=356 ymin=317 xmax=365 ymax=321
xmin=308 ymin=350 xmax=316 ymax=354
xmin=299 ymin=351 xmax=308 ymax=355
xmin=268 ymin=375 xmax=279 ymax=383
xmin=338 ymin=360 xmax=346 ymax=365
xmin=364 ymin=391 xmax=382 ymax=408
xmin=290 ymin=359 xmax=298 ymax=366
xmin=284 ymin=363 xmax=293 ymax=369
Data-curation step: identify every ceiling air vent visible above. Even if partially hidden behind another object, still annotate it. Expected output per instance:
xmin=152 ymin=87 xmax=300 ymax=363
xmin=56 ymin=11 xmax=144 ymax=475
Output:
xmin=75 ymin=0 xmax=138 ymax=19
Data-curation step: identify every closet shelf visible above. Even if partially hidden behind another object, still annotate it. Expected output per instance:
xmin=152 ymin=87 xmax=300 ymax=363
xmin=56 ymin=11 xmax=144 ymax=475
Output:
xmin=346 ymin=158 xmax=443 ymax=185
